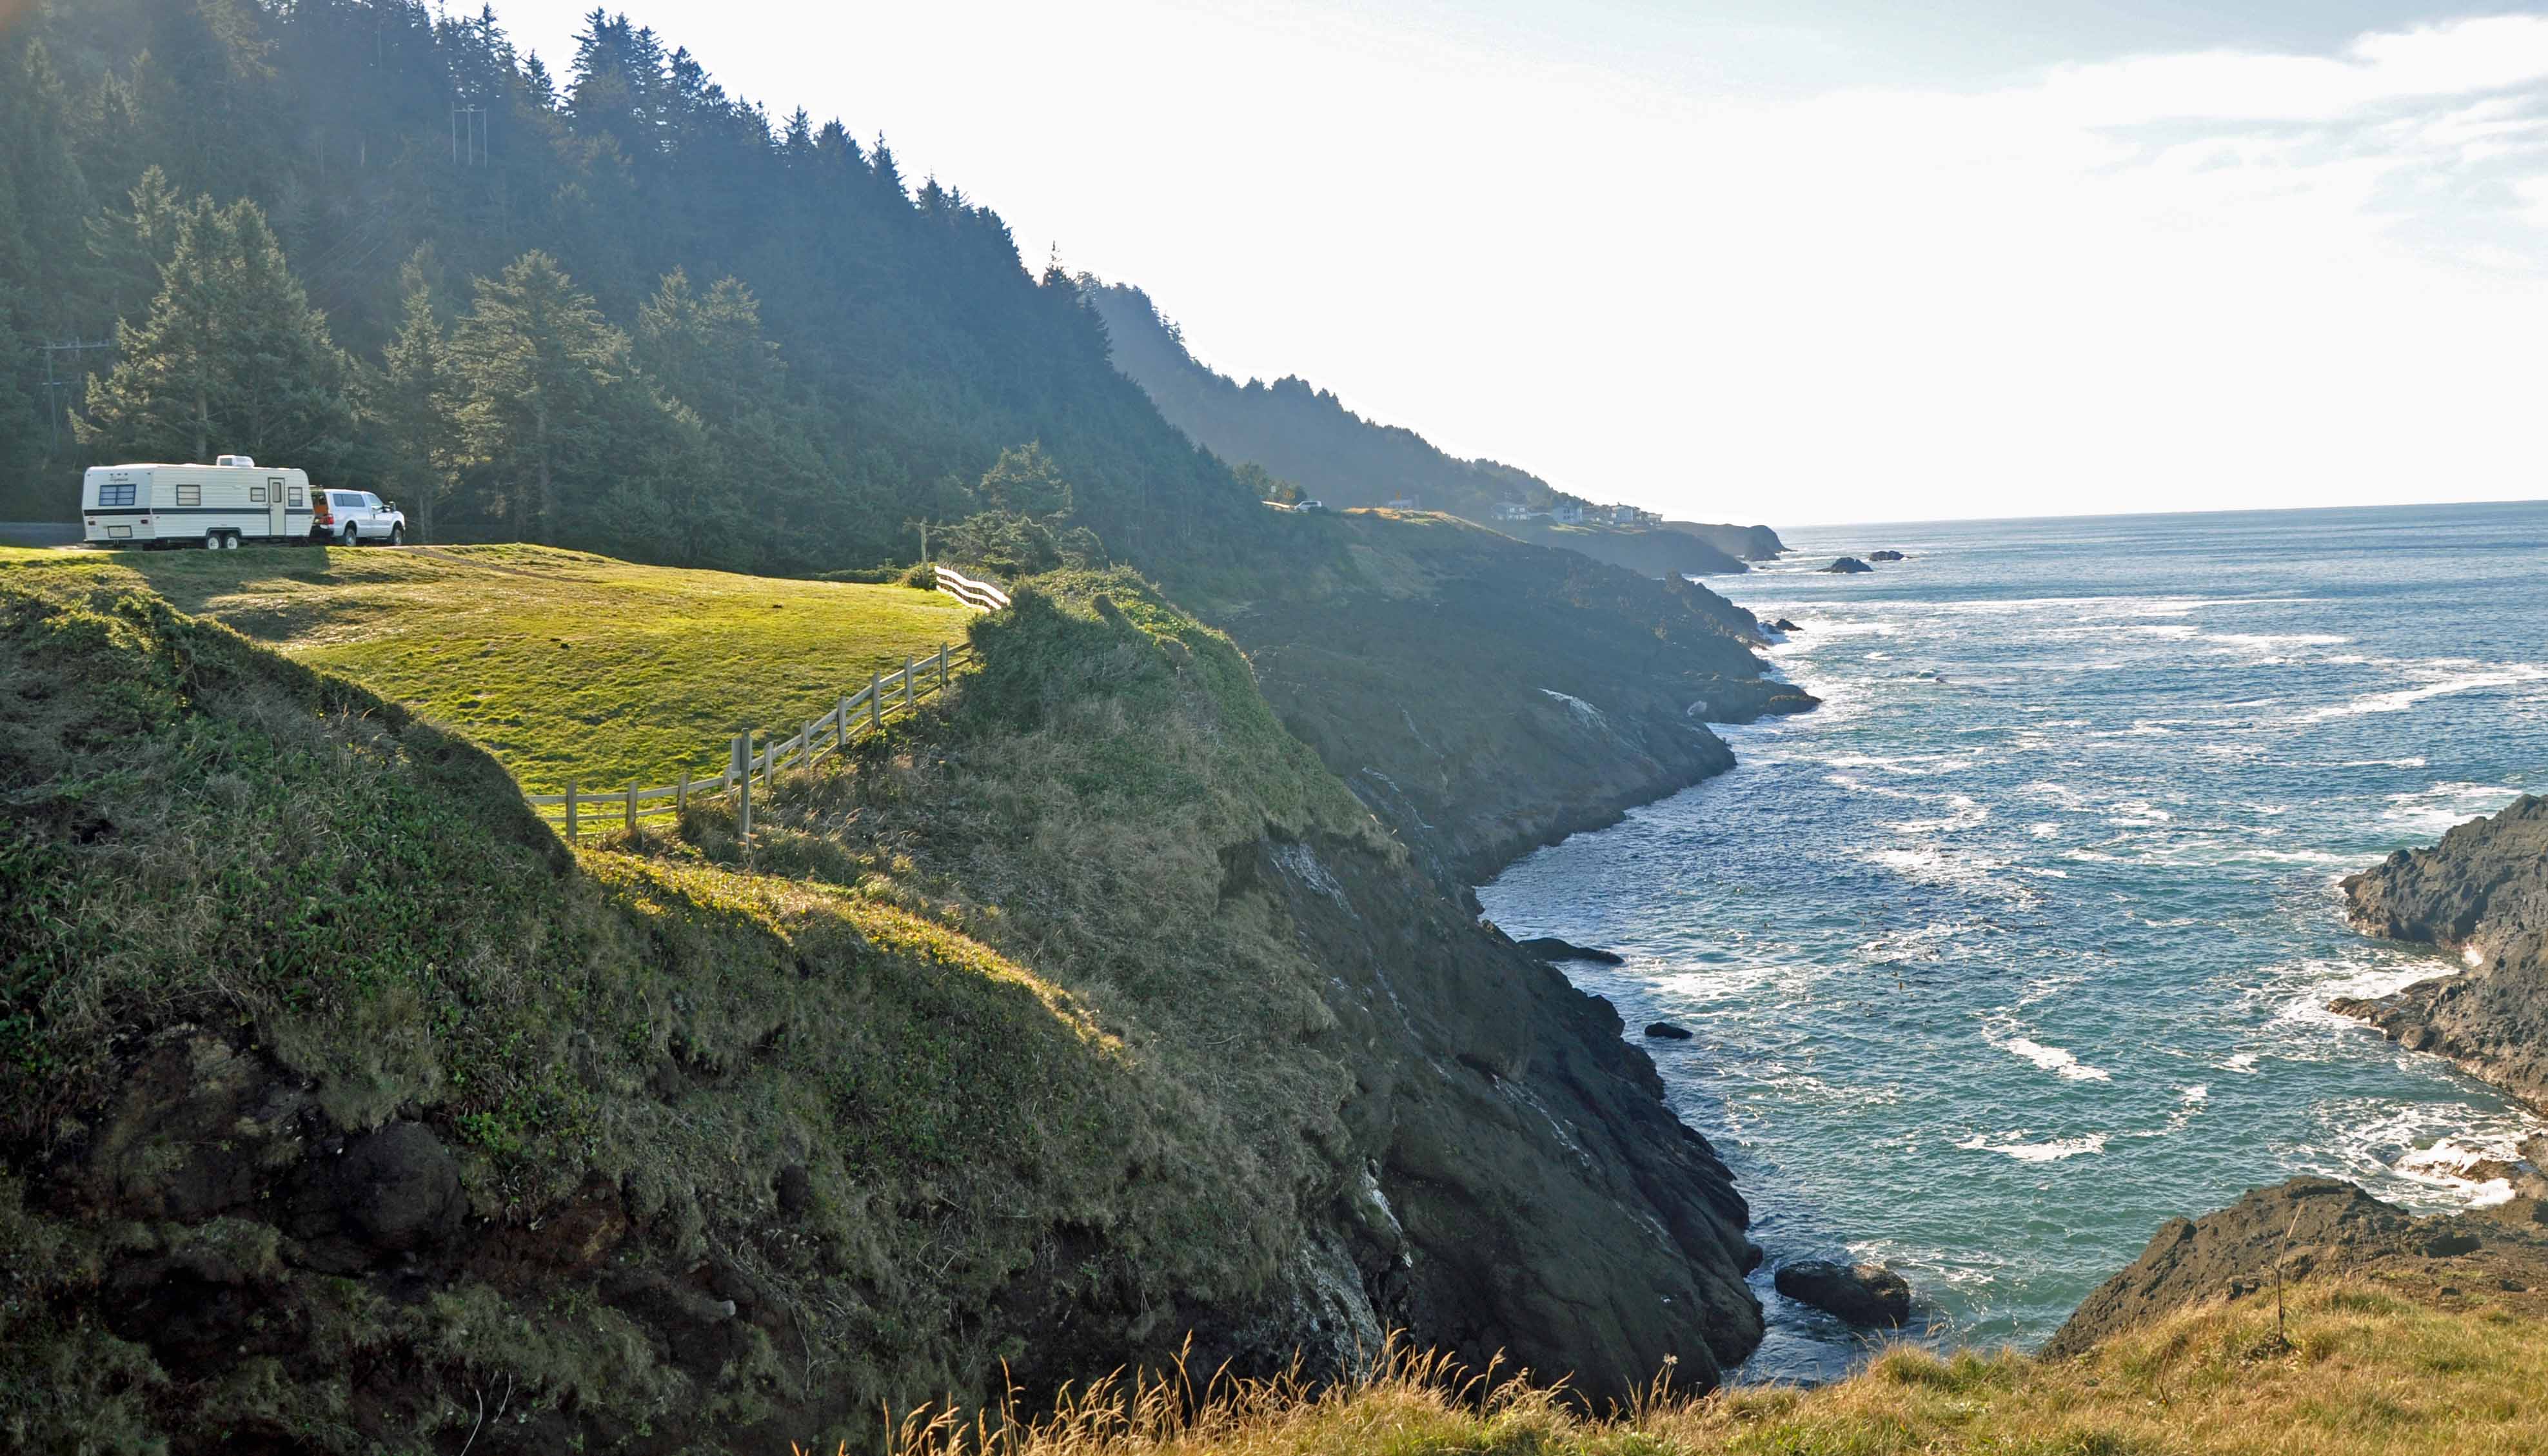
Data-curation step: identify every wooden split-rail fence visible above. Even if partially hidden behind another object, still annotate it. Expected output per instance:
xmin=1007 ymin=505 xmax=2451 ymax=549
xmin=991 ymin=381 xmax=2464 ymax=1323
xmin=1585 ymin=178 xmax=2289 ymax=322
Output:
xmin=933 ymin=563 xmax=1011 ymax=612
xmin=529 ymin=564 xmax=1012 ymax=841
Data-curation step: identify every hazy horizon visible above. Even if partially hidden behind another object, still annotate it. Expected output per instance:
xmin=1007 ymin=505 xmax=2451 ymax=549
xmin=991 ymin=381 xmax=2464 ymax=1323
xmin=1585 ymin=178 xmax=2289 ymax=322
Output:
xmin=489 ymin=1 xmax=2548 ymax=527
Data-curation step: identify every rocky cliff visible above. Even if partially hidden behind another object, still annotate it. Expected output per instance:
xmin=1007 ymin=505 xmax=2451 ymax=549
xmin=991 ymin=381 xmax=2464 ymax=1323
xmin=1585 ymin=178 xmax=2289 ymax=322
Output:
xmin=2333 ymin=794 xmax=2548 ymax=1107
xmin=0 ymin=560 xmax=1767 ymax=1451
xmin=2046 ymin=1177 xmax=2548 ymax=1359
xmin=1212 ymin=511 xmax=1814 ymax=887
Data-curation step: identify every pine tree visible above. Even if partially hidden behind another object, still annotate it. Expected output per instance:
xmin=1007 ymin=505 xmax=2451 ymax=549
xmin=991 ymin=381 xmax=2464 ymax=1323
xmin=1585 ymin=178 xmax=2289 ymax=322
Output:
xmin=374 ymin=251 xmax=459 ymax=544
xmin=978 ymin=441 xmax=1074 ymax=518
xmin=448 ymin=251 xmax=629 ymax=544
xmin=77 ymin=192 xmax=357 ymax=469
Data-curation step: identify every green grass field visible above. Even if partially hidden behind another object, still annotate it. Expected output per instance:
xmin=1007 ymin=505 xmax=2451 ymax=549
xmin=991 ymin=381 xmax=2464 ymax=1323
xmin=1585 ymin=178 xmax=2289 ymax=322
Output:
xmin=0 ymin=542 xmax=977 ymax=791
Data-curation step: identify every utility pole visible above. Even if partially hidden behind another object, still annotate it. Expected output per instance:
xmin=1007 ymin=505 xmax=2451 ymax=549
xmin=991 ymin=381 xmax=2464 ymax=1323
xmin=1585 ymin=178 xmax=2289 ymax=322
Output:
xmin=38 ymin=339 xmax=114 ymax=449
xmin=905 ymin=517 xmax=933 ymax=562
xmin=451 ymin=104 xmax=487 ymax=166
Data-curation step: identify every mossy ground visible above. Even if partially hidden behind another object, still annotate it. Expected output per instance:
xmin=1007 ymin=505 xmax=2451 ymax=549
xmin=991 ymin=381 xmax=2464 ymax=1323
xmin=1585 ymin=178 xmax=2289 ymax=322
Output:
xmin=891 ymin=1281 xmax=2548 ymax=1456
xmin=0 ymin=543 xmax=975 ymax=791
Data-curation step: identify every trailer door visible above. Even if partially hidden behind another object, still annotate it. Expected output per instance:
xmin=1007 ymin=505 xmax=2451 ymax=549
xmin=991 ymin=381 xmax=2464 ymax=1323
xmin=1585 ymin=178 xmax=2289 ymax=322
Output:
xmin=267 ymin=477 xmax=286 ymax=539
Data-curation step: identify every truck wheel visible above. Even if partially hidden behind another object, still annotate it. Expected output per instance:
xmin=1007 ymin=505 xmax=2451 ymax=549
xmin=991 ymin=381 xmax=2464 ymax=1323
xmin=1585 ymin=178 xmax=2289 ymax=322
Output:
xmin=341 ymin=524 xmax=359 ymax=547
xmin=388 ymin=524 xmax=404 ymax=546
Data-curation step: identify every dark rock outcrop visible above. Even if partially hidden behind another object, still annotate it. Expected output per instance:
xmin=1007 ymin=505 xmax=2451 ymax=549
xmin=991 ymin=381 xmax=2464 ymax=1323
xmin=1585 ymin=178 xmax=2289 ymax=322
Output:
xmin=1644 ymin=1022 xmax=1694 ymax=1040
xmin=1868 ymin=549 xmax=1906 ymax=562
xmin=2333 ymin=795 xmax=2548 ymax=1107
xmin=1517 ymin=936 xmax=1625 ymax=965
xmin=1769 ymin=618 xmax=1802 ymax=634
xmin=1668 ymin=521 xmax=1787 ymax=562
xmin=1236 ymin=513 xmax=1815 ymax=886
xmin=1819 ymin=557 xmax=1873 ymax=575
xmin=1773 ymin=1259 xmax=1911 ymax=1326
xmin=2046 ymin=1176 xmax=2548 ymax=1358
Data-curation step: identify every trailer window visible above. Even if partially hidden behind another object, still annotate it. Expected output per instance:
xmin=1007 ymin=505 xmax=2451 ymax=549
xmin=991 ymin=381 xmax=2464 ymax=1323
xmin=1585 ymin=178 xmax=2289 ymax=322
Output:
xmin=251 ymin=483 xmax=267 ymax=503
xmin=175 ymin=483 xmax=201 ymax=506
xmin=288 ymin=485 xmax=304 ymax=507
xmin=97 ymin=482 xmax=135 ymax=507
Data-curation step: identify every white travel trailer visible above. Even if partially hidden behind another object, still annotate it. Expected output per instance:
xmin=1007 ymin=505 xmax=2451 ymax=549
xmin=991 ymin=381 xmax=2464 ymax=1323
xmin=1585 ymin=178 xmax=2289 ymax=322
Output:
xmin=81 ymin=457 xmax=316 ymax=549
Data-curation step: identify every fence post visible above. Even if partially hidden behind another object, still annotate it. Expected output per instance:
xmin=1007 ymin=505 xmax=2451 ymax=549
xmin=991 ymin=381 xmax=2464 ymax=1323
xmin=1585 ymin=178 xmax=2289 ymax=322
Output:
xmin=940 ymin=642 xmax=951 ymax=691
xmin=870 ymin=672 xmax=882 ymax=731
xmin=837 ymin=696 xmax=849 ymax=751
xmin=733 ymin=733 xmax=751 ymax=840
xmin=625 ymin=783 xmax=636 ymax=834
xmin=564 ymin=780 xmax=578 ymax=841
xmin=904 ymin=655 xmax=915 ymax=710
xmin=677 ymin=766 xmax=689 ymax=818
xmin=805 ymin=717 xmax=820 ymax=782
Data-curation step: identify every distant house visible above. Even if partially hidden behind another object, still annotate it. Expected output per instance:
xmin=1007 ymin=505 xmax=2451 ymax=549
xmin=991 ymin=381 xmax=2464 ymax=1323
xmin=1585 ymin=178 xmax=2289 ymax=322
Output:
xmin=1550 ymin=502 xmax=1586 ymax=524
xmin=1385 ymin=497 xmax=1418 ymax=510
xmin=1493 ymin=502 xmax=1532 ymax=521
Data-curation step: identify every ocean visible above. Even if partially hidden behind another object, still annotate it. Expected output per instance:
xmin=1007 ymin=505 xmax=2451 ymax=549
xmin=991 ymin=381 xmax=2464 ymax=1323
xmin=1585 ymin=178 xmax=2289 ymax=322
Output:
xmin=1476 ymin=500 xmax=2548 ymax=1381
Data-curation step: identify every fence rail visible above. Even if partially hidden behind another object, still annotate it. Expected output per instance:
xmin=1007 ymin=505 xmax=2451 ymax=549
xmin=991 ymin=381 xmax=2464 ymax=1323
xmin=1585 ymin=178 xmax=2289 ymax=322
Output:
xmin=934 ymin=564 xmax=1011 ymax=612
xmin=529 ymin=640 xmax=978 ymax=841
xmin=524 ymin=565 xmax=1011 ymax=842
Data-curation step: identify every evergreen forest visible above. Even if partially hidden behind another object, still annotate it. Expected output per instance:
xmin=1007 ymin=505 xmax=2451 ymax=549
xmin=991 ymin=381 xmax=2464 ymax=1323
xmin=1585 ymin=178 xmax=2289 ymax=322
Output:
xmin=0 ymin=0 xmax=1265 ymax=576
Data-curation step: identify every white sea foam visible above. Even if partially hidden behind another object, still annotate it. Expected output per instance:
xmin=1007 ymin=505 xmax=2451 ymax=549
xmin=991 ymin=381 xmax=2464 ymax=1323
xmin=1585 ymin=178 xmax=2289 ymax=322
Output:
xmin=1997 ymin=1034 xmax=2113 ymax=1083
xmin=2380 ymin=782 xmax=2526 ymax=837
xmin=2302 ymin=664 xmax=2548 ymax=722
xmin=1957 ymin=1132 xmax=2109 ymax=1162
xmin=2258 ymin=957 xmax=2447 ymax=1033
xmin=1886 ymin=795 xmax=1990 ymax=835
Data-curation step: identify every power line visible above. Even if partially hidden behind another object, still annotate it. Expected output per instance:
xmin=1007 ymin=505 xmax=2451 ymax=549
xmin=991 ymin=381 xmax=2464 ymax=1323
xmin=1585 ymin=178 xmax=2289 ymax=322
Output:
xmin=37 ymin=339 xmax=113 ymax=449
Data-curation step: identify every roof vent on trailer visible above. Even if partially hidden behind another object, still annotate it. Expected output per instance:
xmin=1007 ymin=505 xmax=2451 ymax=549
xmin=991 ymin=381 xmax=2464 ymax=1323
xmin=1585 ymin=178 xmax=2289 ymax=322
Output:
xmin=215 ymin=455 xmax=256 ymax=467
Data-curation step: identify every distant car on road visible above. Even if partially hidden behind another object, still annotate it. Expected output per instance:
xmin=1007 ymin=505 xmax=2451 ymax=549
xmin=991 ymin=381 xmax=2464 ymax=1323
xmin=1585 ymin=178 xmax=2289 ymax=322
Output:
xmin=1292 ymin=499 xmax=1327 ymax=513
xmin=311 ymin=488 xmax=406 ymax=546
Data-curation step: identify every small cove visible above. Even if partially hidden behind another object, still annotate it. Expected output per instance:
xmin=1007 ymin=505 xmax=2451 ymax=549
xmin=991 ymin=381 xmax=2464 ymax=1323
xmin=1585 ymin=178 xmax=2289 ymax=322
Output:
xmin=1478 ymin=502 xmax=2548 ymax=1381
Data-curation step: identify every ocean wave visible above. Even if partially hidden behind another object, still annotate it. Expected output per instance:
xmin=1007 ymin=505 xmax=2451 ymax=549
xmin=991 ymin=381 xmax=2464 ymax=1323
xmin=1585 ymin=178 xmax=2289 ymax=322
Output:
xmin=2255 ymin=957 xmax=2446 ymax=1033
xmin=2379 ymin=782 xmax=2525 ymax=837
xmin=2306 ymin=1101 xmax=2548 ymax=1213
xmin=2204 ymin=632 xmax=2350 ymax=651
xmin=1885 ymin=795 xmax=1990 ymax=835
xmin=2302 ymin=664 xmax=2548 ymax=722
xmin=1956 ymin=1132 xmax=2108 ymax=1161
xmin=1982 ymin=1018 xmax=2113 ymax=1082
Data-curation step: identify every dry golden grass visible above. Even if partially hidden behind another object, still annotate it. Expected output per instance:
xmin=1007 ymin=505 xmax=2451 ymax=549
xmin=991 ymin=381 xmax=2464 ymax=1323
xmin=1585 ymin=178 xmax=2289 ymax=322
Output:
xmin=833 ymin=1283 xmax=2548 ymax=1456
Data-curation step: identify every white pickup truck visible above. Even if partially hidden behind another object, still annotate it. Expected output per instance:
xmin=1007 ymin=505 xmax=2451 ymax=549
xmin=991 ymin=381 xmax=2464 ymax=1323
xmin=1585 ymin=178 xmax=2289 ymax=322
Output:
xmin=309 ymin=487 xmax=406 ymax=546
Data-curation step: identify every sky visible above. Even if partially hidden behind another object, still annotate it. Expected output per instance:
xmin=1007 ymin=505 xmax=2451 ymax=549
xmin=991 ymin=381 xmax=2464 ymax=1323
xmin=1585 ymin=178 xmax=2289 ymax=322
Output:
xmin=485 ymin=1 xmax=2548 ymax=525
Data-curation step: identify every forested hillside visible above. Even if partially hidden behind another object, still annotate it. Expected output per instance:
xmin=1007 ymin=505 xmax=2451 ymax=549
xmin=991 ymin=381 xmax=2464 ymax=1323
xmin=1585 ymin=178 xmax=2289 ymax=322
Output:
xmin=1083 ymin=282 xmax=1567 ymax=520
xmin=0 ymin=0 xmax=1259 ymax=576
xmin=1082 ymin=282 xmax=1783 ymax=575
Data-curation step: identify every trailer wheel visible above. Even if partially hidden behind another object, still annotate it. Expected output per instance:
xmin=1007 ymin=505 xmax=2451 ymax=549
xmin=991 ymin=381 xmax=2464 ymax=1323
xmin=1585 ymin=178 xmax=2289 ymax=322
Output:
xmin=221 ymin=533 xmax=241 ymax=550
xmin=204 ymin=531 xmax=222 ymax=549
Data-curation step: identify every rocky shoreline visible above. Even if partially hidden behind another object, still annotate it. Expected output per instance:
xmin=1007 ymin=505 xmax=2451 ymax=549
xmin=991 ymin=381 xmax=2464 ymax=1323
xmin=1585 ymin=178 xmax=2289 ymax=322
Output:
xmin=2332 ymin=794 xmax=2548 ymax=1108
